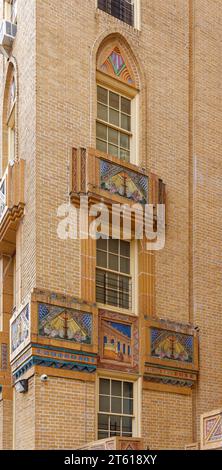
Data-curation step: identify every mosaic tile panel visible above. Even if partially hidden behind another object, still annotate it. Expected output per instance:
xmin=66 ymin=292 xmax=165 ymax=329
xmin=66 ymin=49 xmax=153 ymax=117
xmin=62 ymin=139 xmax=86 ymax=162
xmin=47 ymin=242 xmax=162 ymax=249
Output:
xmin=99 ymin=310 xmax=139 ymax=372
xmin=0 ymin=343 xmax=8 ymax=370
xmin=100 ymin=160 xmax=148 ymax=204
xmin=100 ymin=47 xmax=135 ymax=86
xmin=38 ymin=303 xmax=92 ymax=344
xmin=11 ymin=304 xmax=30 ymax=354
xmin=151 ymin=328 xmax=193 ymax=363
xmin=204 ymin=414 xmax=222 ymax=443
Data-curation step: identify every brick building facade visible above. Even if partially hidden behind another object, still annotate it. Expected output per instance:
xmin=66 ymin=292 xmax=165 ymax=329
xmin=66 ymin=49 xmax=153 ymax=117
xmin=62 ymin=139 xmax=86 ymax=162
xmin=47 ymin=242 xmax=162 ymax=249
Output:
xmin=0 ymin=0 xmax=221 ymax=450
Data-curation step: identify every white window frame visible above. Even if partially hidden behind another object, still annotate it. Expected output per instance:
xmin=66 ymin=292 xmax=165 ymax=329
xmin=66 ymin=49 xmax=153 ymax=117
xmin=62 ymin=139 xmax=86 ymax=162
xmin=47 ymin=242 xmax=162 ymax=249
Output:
xmin=96 ymin=239 xmax=138 ymax=315
xmin=96 ymin=0 xmax=141 ymax=30
xmin=7 ymin=107 xmax=15 ymax=164
xmin=96 ymin=84 xmax=138 ymax=165
xmin=97 ymin=376 xmax=140 ymax=439
xmin=4 ymin=0 xmax=17 ymax=23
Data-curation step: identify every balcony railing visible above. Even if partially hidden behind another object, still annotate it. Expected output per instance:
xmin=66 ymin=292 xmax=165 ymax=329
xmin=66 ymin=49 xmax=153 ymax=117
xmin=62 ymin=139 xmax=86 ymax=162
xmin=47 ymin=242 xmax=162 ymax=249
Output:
xmin=0 ymin=160 xmax=25 ymax=255
xmin=98 ymin=0 xmax=134 ymax=26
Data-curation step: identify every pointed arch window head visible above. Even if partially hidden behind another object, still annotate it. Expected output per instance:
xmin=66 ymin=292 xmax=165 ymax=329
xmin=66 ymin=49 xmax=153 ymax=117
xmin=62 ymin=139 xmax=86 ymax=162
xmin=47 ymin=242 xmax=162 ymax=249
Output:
xmin=6 ymin=73 xmax=16 ymax=164
xmin=100 ymin=47 xmax=135 ymax=87
xmin=8 ymin=75 xmax=16 ymax=117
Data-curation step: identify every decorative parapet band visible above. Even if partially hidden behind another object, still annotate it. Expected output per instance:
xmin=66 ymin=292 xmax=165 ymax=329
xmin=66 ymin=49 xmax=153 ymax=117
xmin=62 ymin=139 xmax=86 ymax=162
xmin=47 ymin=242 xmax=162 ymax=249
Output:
xmin=11 ymin=344 xmax=97 ymax=380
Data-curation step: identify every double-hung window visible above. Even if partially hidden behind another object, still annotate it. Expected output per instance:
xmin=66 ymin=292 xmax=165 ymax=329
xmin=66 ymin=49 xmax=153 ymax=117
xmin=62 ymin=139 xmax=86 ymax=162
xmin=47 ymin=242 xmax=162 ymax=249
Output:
xmin=98 ymin=378 xmax=134 ymax=439
xmin=96 ymin=238 xmax=132 ymax=310
xmin=96 ymin=86 xmax=131 ymax=162
xmin=98 ymin=0 xmax=135 ymax=27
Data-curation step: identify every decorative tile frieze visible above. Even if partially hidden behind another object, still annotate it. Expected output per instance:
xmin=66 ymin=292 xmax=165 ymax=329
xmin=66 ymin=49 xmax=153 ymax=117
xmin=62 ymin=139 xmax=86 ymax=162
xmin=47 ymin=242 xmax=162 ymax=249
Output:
xmin=0 ymin=343 xmax=8 ymax=370
xmin=201 ymin=409 xmax=222 ymax=450
xmin=10 ymin=302 xmax=30 ymax=361
xmin=11 ymin=344 xmax=97 ymax=380
xmin=98 ymin=309 xmax=139 ymax=373
xmin=144 ymin=318 xmax=199 ymax=391
xmin=151 ymin=328 xmax=193 ymax=364
xmin=100 ymin=159 xmax=148 ymax=204
xmin=38 ymin=303 xmax=92 ymax=345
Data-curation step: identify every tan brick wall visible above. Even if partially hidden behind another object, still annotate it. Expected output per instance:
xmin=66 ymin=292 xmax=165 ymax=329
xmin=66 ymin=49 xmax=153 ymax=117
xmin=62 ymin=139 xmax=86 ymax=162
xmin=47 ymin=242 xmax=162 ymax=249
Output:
xmin=142 ymin=389 xmax=193 ymax=450
xmin=35 ymin=375 xmax=96 ymax=450
xmin=14 ymin=377 xmax=35 ymax=449
xmin=191 ymin=0 xmax=222 ymax=439
xmin=0 ymin=398 xmax=13 ymax=450
xmin=0 ymin=0 xmax=221 ymax=451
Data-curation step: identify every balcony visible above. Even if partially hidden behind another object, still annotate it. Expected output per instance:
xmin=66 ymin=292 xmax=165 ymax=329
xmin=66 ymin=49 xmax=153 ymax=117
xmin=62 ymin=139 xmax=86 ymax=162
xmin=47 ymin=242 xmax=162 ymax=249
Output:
xmin=98 ymin=0 xmax=134 ymax=27
xmin=0 ymin=160 xmax=25 ymax=255
xmin=70 ymin=147 xmax=165 ymax=211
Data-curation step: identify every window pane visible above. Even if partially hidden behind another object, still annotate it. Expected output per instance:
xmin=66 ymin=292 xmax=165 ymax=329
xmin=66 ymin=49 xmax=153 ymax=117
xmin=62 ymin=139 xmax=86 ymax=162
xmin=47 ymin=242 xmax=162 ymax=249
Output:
xmin=109 ymin=239 xmax=119 ymax=254
xmin=123 ymin=382 xmax=133 ymax=398
xmin=107 ymin=291 xmax=118 ymax=306
xmin=110 ymin=415 xmax=121 ymax=433
xmin=121 ymin=113 xmax=131 ymax=131
xmin=97 ymin=250 xmax=107 ymax=268
xmin=122 ymin=416 xmax=133 ymax=434
xmin=120 ymin=241 xmax=130 ymax=257
xmin=119 ymin=276 xmax=130 ymax=291
xmin=98 ymin=414 xmax=109 ymax=431
xmin=97 ymin=139 xmax=107 ymax=153
xmin=109 ymin=108 xmax=119 ymax=127
xmin=111 ymin=380 xmax=122 ymax=397
xmin=120 ymin=293 xmax=130 ymax=309
xmin=98 ymin=86 xmax=108 ymax=104
xmin=108 ymin=127 xmax=118 ymax=145
xmin=111 ymin=397 xmax=122 ymax=414
xmin=96 ymin=269 xmax=105 ymax=285
xmin=121 ymin=97 xmax=131 ymax=115
xmin=120 ymin=257 xmax=130 ymax=274
xmin=97 ymin=238 xmax=108 ymax=251
xmin=107 ymin=273 xmax=118 ymax=289
xmin=120 ymin=148 xmax=130 ymax=161
xmin=108 ymin=144 xmax=118 ymax=157
xmin=109 ymin=91 xmax=119 ymax=110
xmin=96 ymin=122 xmax=107 ymax=140
xmin=120 ymin=132 xmax=130 ymax=150
xmin=98 ymin=103 xmax=108 ymax=121
xmin=123 ymin=398 xmax=133 ymax=415
xmin=98 ymin=431 xmax=109 ymax=439
xmin=99 ymin=395 xmax=110 ymax=412
xmin=100 ymin=379 xmax=110 ymax=395
xmin=109 ymin=254 xmax=118 ymax=271
xmin=96 ymin=286 xmax=105 ymax=304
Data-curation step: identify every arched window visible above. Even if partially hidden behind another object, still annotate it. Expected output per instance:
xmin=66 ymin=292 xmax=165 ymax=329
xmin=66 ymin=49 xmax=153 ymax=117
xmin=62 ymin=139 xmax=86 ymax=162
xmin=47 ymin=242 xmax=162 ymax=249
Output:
xmin=2 ymin=63 xmax=17 ymax=173
xmin=96 ymin=40 xmax=139 ymax=165
xmin=4 ymin=0 xmax=17 ymax=24
xmin=7 ymin=75 xmax=16 ymax=163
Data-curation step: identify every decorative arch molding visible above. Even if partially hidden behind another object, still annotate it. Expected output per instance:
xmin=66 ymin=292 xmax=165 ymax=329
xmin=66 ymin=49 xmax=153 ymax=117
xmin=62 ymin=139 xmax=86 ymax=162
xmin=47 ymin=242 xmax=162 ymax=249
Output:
xmin=89 ymin=31 xmax=148 ymax=166
xmin=1 ymin=57 xmax=19 ymax=173
xmin=96 ymin=33 xmax=142 ymax=90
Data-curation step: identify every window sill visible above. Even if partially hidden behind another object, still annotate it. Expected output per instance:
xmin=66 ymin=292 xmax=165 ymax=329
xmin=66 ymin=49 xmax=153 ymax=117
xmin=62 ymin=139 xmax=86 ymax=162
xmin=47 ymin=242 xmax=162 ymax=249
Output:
xmin=97 ymin=302 xmax=137 ymax=316
xmin=95 ymin=8 xmax=141 ymax=33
